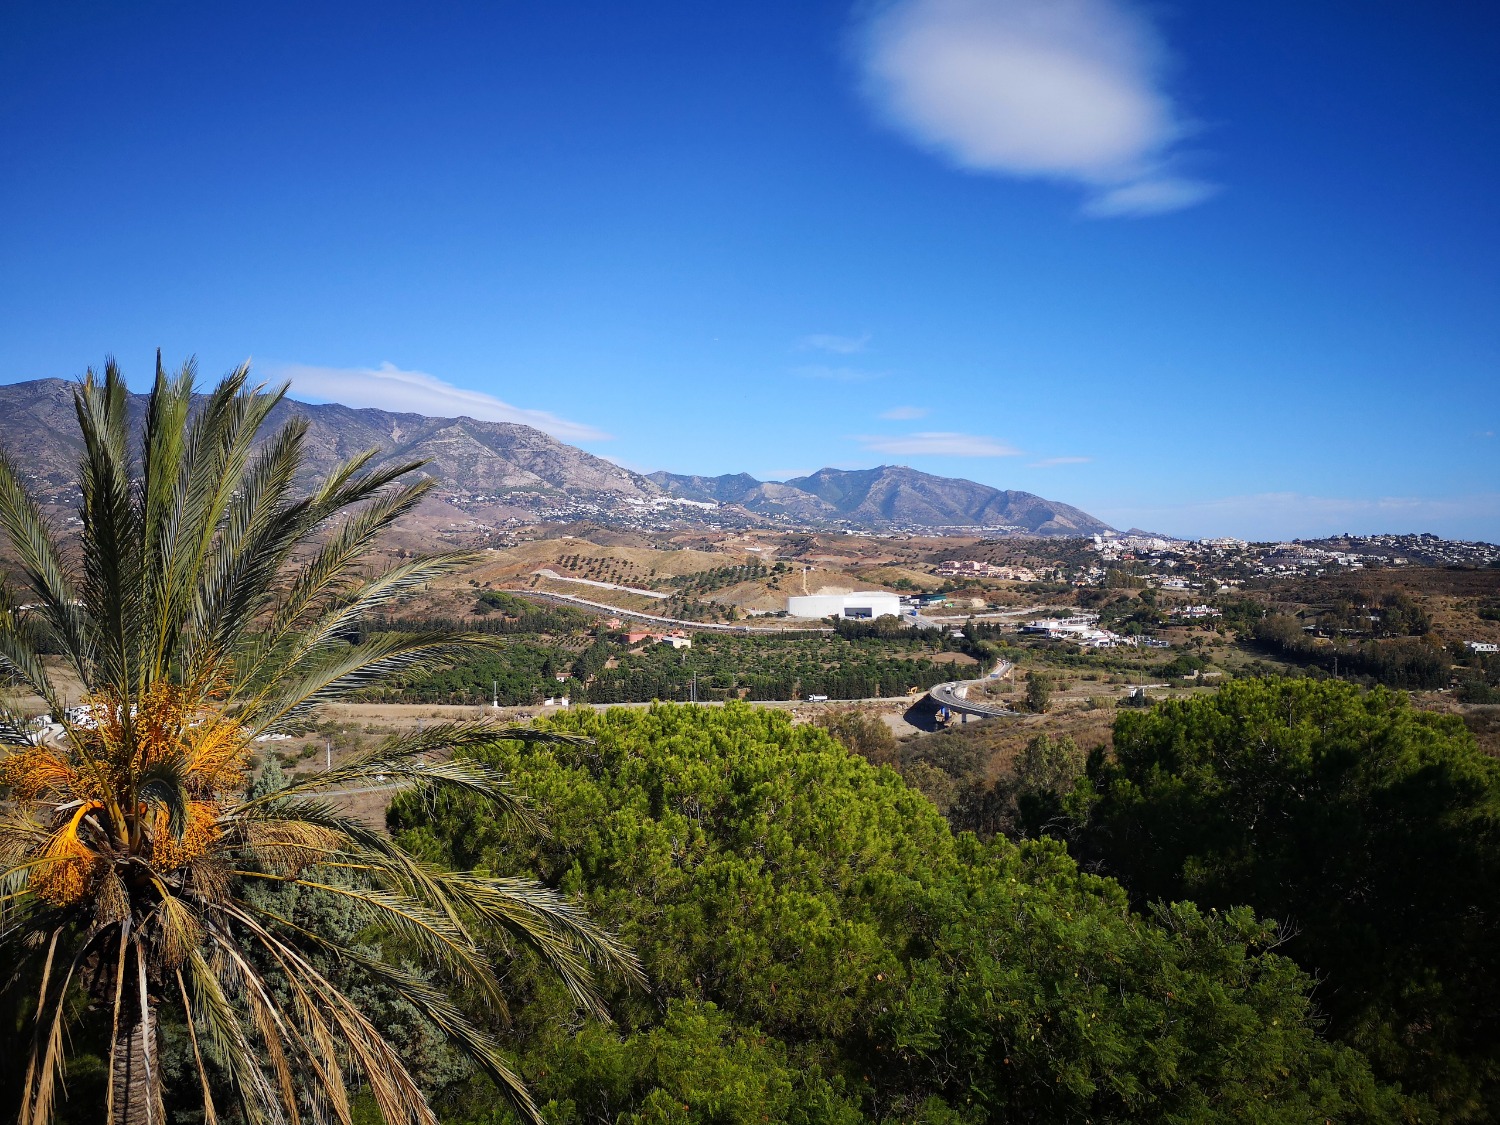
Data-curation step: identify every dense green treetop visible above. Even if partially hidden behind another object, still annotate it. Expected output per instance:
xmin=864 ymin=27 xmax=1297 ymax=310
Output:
xmin=1070 ymin=678 xmax=1500 ymax=1120
xmin=392 ymin=703 xmax=1408 ymax=1123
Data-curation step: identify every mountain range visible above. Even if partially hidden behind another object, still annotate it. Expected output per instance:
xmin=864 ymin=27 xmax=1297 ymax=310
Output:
xmin=646 ymin=467 xmax=1108 ymax=534
xmin=0 ymin=379 xmax=1112 ymax=536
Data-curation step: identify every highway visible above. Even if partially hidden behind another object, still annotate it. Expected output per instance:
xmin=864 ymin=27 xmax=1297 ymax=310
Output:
xmin=927 ymin=661 xmax=1021 ymax=719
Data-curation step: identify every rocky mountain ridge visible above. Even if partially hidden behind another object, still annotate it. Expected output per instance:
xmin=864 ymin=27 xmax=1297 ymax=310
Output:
xmin=0 ymin=378 xmax=1112 ymax=536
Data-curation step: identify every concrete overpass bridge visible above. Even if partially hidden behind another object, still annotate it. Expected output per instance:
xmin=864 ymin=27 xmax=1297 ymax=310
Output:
xmin=927 ymin=661 xmax=1021 ymax=720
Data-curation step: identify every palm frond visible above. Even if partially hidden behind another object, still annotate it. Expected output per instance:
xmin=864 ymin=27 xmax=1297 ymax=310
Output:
xmin=428 ymin=869 xmax=646 ymax=1010
xmin=241 ymin=909 xmax=544 ymax=1125
xmin=185 ymin=415 xmax=307 ymax=684
xmin=236 ymin=875 xmax=506 ymax=1003
xmin=138 ymin=755 xmax=192 ymax=842
xmin=172 ymin=967 xmax=221 ymax=1125
xmin=0 ymin=602 xmax=63 ymax=717
xmin=139 ymin=353 xmax=195 ymax=682
xmin=181 ymin=944 xmax=285 ymax=1125
xmin=141 ymin=357 xmax=290 ymax=687
xmin=219 ymin=909 xmax=438 ymax=1125
xmin=21 ymin=926 xmax=95 ymax=1125
xmin=224 ymin=797 xmax=640 ymax=1016
xmin=237 ymin=720 xmax=585 ymax=820
xmin=259 ymin=478 xmax=439 ymax=646
xmin=249 ymin=546 xmax=474 ymax=695
xmin=239 ymin=633 xmax=510 ymax=734
xmin=73 ymin=362 xmax=145 ymax=693
xmin=0 ymin=452 xmax=87 ymax=680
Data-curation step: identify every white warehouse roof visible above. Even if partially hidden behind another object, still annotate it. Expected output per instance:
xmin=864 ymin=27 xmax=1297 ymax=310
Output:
xmin=786 ymin=592 xmax=903 ymax=620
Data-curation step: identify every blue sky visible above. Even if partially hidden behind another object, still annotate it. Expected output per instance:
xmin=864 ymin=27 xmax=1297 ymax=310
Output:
xmin=2 ymin=0 xmax=1497 ymax=540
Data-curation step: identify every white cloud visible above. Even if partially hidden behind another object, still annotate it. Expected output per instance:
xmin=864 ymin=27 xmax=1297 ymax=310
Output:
xmin=801 ymin=332 xmax=872 ymax=354
xmin=880 ymin=405 xmax=930 ymax=420
xmin=1083 ymin=176 xmax=1218 ymax=217
xmin=1099 ymin=490 xmax=1500 ymax=542
xmin=855 ymin=0 xmax=1215 ymax=216
xmin=795 ymin=364 xmax=886 ymax=383
xmin=267 ymin=362 xmax=609 ymax=443
xmin=858 ymin=431 xmax=1021 ymax=456
xmin=1029 ymin=455 xmax=1091 ymax=467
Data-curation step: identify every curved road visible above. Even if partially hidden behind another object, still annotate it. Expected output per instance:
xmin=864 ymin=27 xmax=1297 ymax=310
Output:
xmin=928 ymin=661 xmax=1020 ymax=719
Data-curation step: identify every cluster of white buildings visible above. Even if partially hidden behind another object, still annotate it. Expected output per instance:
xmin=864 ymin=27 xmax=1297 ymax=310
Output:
xmin=934 ymin=559 xmax=1039 ymax=582
xmin=1018 ymin=615 xmax=1153 ymax=649
xmin=1088 ymin=533 xmax=1500 ymax=581
xmin=1172 ymin=604 xmax=1222 ymax=619
xmin=621 ymin=495 xmax=719 ymax=512
xmin=1093 ymin=534 xmax=1180 ymax=557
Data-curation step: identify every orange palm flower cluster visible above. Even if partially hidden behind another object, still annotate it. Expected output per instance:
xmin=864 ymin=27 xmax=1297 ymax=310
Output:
xmin=0 ymin=681 xmax=248 ymax=906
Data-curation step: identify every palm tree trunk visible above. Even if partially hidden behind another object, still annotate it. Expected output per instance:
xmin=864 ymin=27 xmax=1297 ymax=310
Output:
xmin=110 ymin=1004 xmax=164 ymax=1125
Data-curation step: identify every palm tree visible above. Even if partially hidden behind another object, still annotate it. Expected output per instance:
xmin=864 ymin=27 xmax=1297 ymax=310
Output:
xmin=0 ymin=358 xmax=641 ymax=1125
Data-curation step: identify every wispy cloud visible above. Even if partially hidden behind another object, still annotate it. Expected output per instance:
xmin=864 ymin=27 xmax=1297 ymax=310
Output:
xmin=1099 ymin=491 xmax=1500 ymax=542
xmin=858 ymin=431 xmax=1021 ymax=456
xmin=1083 ymin=177 xmax=1217 ymax=217
xmin=1029 ymin=455 xmax=1091 ymax=467
xmin=800 ymin=332 xmax=872 ymax=354
xmin=855 ymin=0 xmax=1216 ymax=217
xmin=880 ymin=405 xmax=930 ymax=420
xmin=795 ymin=364 xmax=886 ymax=383
xmin=267 ymin=361 xmax=609 ymax=443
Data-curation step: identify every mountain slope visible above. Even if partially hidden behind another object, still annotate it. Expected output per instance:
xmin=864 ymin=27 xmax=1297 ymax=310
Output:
xmin=649 ymin=464 xmax=1111 ymax=533
xmin=0 ymin=379 xmax=1111 ymax=535
xmin=0 ymin=379 xmax=661 ymax=505
xmin=645 ymin=472 xmax=762 ymax=505
xmin=783 ymin=466 xmax=1110 ymax=534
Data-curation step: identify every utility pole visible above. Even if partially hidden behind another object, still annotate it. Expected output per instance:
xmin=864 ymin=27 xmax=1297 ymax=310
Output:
xmin=493 ymin=678 xmax=499 ymax=709
xmin=325 ymin=739 xmax=331 ymax=771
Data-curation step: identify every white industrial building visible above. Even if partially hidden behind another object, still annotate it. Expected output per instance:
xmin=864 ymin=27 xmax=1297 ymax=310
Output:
xmin=786 ymin=592 xmax=903 ymax=620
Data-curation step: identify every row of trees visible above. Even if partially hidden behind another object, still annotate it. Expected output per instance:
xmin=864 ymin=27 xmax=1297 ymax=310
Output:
xmin=376 ymin=626 xmax=993 ymax=706
xmin=380 ymin=593 xmax=591 ymax=636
